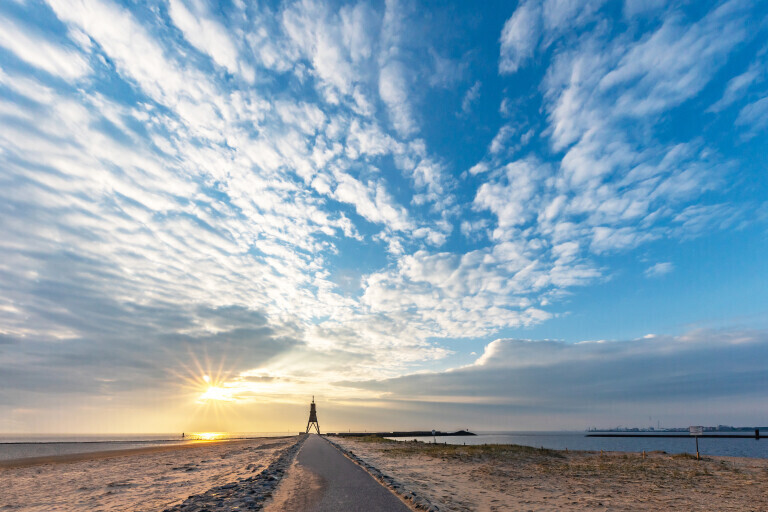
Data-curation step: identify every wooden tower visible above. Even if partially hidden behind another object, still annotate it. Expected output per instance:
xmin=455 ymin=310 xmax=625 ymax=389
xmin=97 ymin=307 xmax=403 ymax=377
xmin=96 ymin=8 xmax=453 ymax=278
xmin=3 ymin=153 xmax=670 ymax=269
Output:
xmin=305 ymin=396 xmax=320 ymax=434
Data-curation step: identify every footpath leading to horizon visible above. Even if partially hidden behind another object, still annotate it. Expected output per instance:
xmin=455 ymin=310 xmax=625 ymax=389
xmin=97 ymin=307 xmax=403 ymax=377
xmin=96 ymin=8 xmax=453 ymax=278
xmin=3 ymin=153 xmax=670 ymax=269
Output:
xmin=266 ymin=434 xmax=411 ymax=512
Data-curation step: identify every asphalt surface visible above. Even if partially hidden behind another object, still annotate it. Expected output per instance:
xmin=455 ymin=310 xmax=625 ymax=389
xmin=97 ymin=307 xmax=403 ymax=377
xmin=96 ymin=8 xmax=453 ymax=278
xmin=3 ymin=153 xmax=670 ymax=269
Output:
xmin=297 ymin=434 xmax=411 ymax=512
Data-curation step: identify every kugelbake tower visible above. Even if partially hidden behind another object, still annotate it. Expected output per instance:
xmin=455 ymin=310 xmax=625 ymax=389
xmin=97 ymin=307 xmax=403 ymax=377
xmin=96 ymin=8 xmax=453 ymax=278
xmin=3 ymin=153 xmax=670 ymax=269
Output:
xmin=305 ymin=396 xmax=320 ymax=434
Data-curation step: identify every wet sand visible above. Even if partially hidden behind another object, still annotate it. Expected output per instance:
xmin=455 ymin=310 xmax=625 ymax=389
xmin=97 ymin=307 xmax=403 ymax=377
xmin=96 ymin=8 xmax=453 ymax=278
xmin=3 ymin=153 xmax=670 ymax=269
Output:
xmin=332 ymin=436 xmax=768 ymax=511
xmin=0 ymin=440 xmax=227 ymax=469
xmin=1 ymin=437 xmax=295 ymax=511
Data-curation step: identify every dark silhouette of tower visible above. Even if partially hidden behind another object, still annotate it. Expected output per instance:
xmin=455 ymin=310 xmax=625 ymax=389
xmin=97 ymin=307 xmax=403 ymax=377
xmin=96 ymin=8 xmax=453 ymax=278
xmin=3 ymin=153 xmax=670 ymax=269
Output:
xmin=305 ymin=396 xmax=320 ymax=434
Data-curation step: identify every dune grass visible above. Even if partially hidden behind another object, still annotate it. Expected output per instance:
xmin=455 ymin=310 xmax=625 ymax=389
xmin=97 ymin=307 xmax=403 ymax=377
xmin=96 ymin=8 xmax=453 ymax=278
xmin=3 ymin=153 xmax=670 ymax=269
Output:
xmin=348 ymin=435 xmax=398 ymax=444
xmin=353 ymin=437 xmax=564 ymax=461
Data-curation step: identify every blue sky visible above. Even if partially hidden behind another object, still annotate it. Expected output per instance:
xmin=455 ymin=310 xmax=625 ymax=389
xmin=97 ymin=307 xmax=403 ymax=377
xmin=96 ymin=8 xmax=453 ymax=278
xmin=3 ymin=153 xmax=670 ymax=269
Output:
xmin=0 ymin=0 xmax=767 ymax=432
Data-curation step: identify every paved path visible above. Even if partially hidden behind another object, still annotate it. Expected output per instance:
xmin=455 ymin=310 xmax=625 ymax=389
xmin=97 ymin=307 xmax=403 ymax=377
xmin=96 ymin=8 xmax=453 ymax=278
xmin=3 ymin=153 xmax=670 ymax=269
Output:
xmin=295 ymin=434 xmax=411 ymax=512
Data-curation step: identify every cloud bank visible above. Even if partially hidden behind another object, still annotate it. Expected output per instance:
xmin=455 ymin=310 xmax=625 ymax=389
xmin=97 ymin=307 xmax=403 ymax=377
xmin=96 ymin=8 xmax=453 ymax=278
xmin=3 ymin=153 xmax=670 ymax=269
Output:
xmin=342 ymin=330 xmax=768 ymax=428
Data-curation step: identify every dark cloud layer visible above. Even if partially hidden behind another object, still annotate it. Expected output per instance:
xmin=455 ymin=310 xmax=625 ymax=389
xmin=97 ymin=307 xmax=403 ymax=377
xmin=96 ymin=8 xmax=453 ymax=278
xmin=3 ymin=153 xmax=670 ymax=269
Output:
xmin=340 ymin=330 xmax=768 ymax=425
xmin=0 ymin=301 xmax=303 ymax=404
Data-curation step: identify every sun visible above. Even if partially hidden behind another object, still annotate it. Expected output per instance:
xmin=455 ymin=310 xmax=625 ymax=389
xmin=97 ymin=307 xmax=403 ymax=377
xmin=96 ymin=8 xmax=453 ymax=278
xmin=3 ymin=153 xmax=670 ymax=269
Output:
xmin=167 ymin=351 xmax=241 ymax=406
xmin=199 ymin=384 xmax=235 ymax=402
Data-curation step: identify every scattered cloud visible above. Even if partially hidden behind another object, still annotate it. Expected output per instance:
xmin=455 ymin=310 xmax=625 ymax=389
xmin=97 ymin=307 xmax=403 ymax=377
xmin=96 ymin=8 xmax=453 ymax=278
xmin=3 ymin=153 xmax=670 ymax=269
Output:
xmin=736 ymin=96 xmax=768 ymax=138
xmin=499 ymin=0 xmax=540 ymax=74
xmin=0 ymin=15 xmax=89 ymax=80
xmin=461 ymin=80 xmax=481 ymax=114
xmin=168 ymin=0 xmax=251 ymax=80
xmin=0 ymin=0 xmax=766 ymax=429
xmin=644 ymin=261 xmax=674 ymax=278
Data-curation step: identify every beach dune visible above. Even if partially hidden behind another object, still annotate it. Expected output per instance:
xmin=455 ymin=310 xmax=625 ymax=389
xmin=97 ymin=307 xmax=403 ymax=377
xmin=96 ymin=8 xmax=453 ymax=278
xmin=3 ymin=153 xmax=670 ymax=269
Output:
xmin=1 ymin=437 xmax=295 ymax=511
xmin=331 ymin=436 xmax=768 ymax=511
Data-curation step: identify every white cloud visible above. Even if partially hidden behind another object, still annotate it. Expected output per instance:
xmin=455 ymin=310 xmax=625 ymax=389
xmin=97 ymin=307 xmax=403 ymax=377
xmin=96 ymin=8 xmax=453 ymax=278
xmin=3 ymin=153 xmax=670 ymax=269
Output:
xmin=168 ymin=0 xmax=248 ymax=79
xmin=332 ymin=174 xmax=412 ymax=232
xmin=736 ymin=96 xmax=768 ymax=136
xmin=0 ymin=15 xmax=90 ymax=80
xmin=340 ymin=3 xmax=376 ymax=62
xmin=542 ymin=0 xmax=606 ymax=33
xmin=282 ymin=0 xmax=359 ymax=96
xmin=499 ymin=0 xmax=540 ymax=74
xmin=379 ymin=60 xmax=416 ymax=137
xmin=644 ymin=261 xmax=674 ymax=278
xmin=623 ymin=0 xmax=666 ymax=18
xmin=499 ymin=0 xmax=609 ymax=75
xmin=474 ymin=159 xmax=545 ymax=232
xmin=46 ymin=0 xmax=220 ymax=129
xmin=600 ymin=2 xmax=749 ymax=118
xmin=467 ymin=161 xmax=490 ymax=175
xmin=461 ymin=80 xmax=481 ymax=114
xmin=709 ymin=60 xmax=764 ymax=112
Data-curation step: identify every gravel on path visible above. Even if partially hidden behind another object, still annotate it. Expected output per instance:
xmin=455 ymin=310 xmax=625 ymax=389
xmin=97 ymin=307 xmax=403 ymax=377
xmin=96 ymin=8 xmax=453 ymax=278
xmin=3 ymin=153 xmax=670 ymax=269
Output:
xmin=161 ymin=436 xmax=306 ymax=512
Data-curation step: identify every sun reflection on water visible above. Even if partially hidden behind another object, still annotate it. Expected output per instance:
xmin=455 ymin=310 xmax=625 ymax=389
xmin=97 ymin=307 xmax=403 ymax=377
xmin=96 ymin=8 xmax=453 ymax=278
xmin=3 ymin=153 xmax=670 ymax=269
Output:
xmin=189 ymin=432 xmax=225 ymax=441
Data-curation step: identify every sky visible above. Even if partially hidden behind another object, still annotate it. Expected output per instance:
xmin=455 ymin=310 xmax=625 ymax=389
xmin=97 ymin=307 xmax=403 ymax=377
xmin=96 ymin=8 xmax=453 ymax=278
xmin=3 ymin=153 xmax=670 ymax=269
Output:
xmin=0 ymin=0 xmax=767 ymax=433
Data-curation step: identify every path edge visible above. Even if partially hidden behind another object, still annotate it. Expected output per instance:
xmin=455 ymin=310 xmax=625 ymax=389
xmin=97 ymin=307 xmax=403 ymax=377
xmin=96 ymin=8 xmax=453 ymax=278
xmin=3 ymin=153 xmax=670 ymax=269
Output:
xmin=162 ymin=435 xmax=308 ymax=511
xmin=324 ymin=436 xmax=440 ymax=512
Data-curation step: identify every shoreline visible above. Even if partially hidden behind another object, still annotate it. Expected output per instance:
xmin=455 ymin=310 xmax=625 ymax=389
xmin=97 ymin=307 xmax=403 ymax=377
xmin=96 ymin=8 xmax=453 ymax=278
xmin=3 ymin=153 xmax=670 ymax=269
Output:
xmin=0 ymin=436 xmax=295 ymax=469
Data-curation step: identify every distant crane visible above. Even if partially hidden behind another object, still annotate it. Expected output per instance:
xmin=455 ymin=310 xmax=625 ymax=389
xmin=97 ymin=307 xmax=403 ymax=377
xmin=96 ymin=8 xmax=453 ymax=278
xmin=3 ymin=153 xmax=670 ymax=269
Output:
xmin=305 ymin=396 xmax=321 ymax=434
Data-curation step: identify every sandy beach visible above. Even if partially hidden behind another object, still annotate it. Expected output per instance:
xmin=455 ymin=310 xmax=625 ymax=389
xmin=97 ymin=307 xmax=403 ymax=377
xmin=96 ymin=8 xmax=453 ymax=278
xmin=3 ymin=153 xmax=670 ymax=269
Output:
xmin=0 ymin=437 xmax=296 ymax=511
xmin=332 ymin=436 xmax=768 ymax=511
xmin=5 ymin=434 xmax=767 ymax=511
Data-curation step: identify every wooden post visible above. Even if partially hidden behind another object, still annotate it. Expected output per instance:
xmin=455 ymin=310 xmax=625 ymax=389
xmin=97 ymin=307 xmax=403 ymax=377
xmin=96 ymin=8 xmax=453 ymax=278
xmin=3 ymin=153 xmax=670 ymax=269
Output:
xmin=642 ymin=450 xmax=645 ymax=459
xmin=689 ymin=426 xmax=703 ymax=460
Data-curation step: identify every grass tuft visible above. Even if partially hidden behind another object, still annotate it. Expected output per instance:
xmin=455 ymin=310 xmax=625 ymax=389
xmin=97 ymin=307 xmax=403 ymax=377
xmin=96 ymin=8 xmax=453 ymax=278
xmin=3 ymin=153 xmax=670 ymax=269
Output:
xmin=671 ymin=453 xmax=701 ymax=460
xmin=379 ymin=441 xmax=565 ymax=461
xmin=351 ymin=435 xmax=398 ymax=444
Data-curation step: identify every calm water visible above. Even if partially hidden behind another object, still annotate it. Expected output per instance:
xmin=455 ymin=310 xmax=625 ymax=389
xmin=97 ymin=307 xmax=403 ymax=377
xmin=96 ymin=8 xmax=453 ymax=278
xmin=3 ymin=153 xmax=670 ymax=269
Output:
xmin=390 ymin=431 xmax=768 ymax=459
xmin=0 ymin=432 xmax=296 ymax=461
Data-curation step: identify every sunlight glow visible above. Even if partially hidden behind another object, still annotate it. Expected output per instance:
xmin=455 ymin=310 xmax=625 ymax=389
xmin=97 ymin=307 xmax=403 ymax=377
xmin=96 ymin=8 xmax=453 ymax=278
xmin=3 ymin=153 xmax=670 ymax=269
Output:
xmin=192 ymin=432 xmax=224 ymax=441
xmin=199 ymin=385 xmax=235 ymax=402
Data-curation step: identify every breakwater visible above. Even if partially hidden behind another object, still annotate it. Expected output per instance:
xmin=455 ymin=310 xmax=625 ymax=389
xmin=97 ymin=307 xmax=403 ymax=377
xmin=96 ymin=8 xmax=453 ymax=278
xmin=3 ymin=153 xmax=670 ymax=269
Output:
xmin=328 ymin=429 xmax=476 ymax=438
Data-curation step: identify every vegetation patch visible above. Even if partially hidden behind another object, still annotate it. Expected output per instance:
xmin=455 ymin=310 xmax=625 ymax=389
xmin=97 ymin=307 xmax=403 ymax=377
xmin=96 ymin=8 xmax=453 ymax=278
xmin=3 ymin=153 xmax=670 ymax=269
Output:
xmin=348 ymin=435 xmax=398 ymax=444
xmin=379 ymin=441 xmax=564 ymax=462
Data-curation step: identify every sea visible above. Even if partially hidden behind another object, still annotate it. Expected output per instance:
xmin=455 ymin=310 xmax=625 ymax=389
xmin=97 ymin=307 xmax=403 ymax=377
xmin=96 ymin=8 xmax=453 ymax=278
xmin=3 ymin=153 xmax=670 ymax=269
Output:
xmin=3 ymin=430 xmax=767 ymax=462
xmin=0 ymin=432 xmax=295 ymax=462
xmin=388 ymin=431 xmax=768 ymax=459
